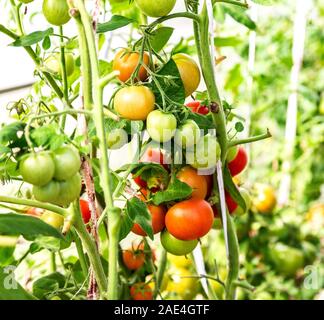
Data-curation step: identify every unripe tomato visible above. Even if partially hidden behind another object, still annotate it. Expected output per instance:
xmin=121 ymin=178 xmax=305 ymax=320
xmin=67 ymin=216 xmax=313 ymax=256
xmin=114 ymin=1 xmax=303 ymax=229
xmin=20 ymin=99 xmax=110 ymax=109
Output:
xmin=146 ymin=110 xmax=177 ymax=142
xmin=80 ymin=199 xmax=91 ymax=224
xmin=186 ymin=135 xmax=221 ymax=170
xmin=42 ymin=0 xmax=71 ymax=26
xmin=132 ymin=202 xmax=166 ymax=236
xmin=227 ymin=147 xmax=248 ymax=176
xmin=107 ymin=128 xmax=128 ymax=150
xmin=186 ymin=101 xmax=209 ymax=115
xmin=254 ymin=184 xmax=276 ymax=214
xmin=20 ymin=152 xmax=55 ymax=186
xmin=122 ymin=245 xmax=145 ymax=270
xmin=161 ymin=230 xmax=198 ymax=256
xmin=130 ymin=282 xmax=153 ymax=300
xmin=165 ymin=199 xmax=214 ymax=241
xmin=113 ymin=49 xmax=150 ymax=83
xmin=174 ymin=119 xmax=201 ymax=149
xmin=114 ymin=86 xmax=155 ymax=120
xmin=176 ymin=166 xmax=207 ymax=199
xmin=45 ymin=53 xmax=75 ymax=77
xmin=33 ymin=180 xmax=60 ymax=204
xmin=41 ymin=211 xmax=64 ymax=230
xmin=54 ymin=173 xmax=82 ymax=207
xmin=173 ymin=53 xmax=200 ymax=97
xmin=53 ymin=146 xmax=81 ymax=181
xmin=134 ymin=0 xmax=176 ymax=18
xmin=20 ymin=0 xmax=34 ymax=3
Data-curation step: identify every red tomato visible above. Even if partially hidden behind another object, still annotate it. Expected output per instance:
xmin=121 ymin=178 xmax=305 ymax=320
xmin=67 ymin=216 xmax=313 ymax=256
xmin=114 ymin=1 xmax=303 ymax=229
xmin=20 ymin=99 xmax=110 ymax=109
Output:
xmin=130 ymin=283 xmax=153 ymax=300
xmin=165 ymin=199 xmax=214 ymax=240
xmin=228 ymin=147 xmax=248 ymax=176
xmin=80 ymin=199 xmax=91 ymax=224
xmin=186 ymin=101 xmax=209 ymax=115
xmin=122 ymin=244 xmax=145 ymax=270
xmin=205 ymin=174 xmax=213 ymax=198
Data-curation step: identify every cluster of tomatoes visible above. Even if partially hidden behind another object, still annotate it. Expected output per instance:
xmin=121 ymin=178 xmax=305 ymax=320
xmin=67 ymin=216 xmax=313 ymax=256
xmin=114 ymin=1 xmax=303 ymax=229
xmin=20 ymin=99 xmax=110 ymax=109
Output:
xmin=19 ymin=145 xmax=82 ymax=207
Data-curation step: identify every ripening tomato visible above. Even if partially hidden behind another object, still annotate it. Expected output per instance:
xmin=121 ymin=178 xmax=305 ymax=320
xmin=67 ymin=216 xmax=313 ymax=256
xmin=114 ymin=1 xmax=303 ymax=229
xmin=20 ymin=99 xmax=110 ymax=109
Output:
xmin=43 ymin=0 xmax=71 ymax=26
xmin=53 ymin=146 xmax=81 ymax=181
xmin=176 ymin=166 xmax=207 ymax=199
xmin=122 ymin=245 xmax=145 ymax=270
xmin=173 ymin=53 xmax=201 ymax=97
xmin=186 ymin=101 xmax=209 ymax=115
xmin=134 ymin=0 xmax=176 ymax=18
xmin=165 ymin=199 xmax=214 ymax=241
xmin=160 ymin=230 xmax=198 ymax=256
xmin=130 ymin=282 xmax=153 ymax=300
xmin=253 ymin=184 xmax=276 ymax=214
xmin=41 ymin=211 xmax=64 ymax=230
xmin=227 ymin=147 xmax=248 ymax=176
xmin=114 ymin=86 xmax=155 ymax=120
xmin=20 ymin=152 xmax=55 ymax=186
xmin=113 ymin=49 xmax=150 ymax=82
xmin=146 ymin=110 xmax=177 ymax=142
xmin=132 ymin=202 xmax=166 ymax=236
xmin=80 ymin=199 xmax=91 ymax=225
xmin=174 ymin=119 xmax=201 ymax=149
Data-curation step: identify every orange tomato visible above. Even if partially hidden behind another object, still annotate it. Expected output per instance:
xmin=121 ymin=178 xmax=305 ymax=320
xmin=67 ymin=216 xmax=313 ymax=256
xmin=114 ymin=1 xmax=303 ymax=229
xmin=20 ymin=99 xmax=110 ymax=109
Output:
xmin=122 ymin=243 xmax=145 ymax=270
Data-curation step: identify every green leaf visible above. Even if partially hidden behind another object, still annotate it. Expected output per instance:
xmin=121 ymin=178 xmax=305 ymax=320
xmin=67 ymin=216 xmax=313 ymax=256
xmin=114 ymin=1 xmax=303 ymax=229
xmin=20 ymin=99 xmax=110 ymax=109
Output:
xmin=149 ymin=27 xmax=174 ymax=52
xmin=32 ymin=272 xmax=65 ymax=299
xmin=0 ymin=247 xmax=15 ymax=267
xmin=42 ymin=36 xmax=51 ymax=50
xmin=186 ymin=112 xmax=215 ymax=131
xmin=223 ymin=167 xmax=246 ymax=211
xmin=30 ymin=124 xmax=65 ymax=150
xmin=0 ymin=267 xmax=36 ymax=300
xmin=223 ymin=5 xmax=257 ymax=30
xmin=152 ymin=178 xmax=192 ymax=205
xmin=97 ymin=15 xmax=133 ymax=33
xmin=119 ymin=213 xmax=133 ymax=241
xmin=126 ymin=197 xmax=153 ymax=240
xmin=0 ymin=213 xmax=63 ymax=240
xmin=235 ymin=122 xmax=244 ymax=132
xmin=99 ymin=59 xmax=113 ymax=77
xmin=150 ymin=59 xmax=186 ymax=106
xmin=0 ymin=122 xmax=26 ymax=145
xmin=250 ymin=0 xmax=277 ymax=5
xmin=214 ymin=36 xmax=242 ymax=47
xmin=10 ymin=28 xmax=54 ymax=47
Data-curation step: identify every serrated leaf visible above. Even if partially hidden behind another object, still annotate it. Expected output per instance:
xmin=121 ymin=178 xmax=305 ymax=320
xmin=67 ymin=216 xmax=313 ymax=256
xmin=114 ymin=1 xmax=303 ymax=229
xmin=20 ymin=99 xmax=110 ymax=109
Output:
xmin=0 ymin=214 xmax=63 ymax=240
xmin=126 ymin=197 xmax=153 ymax=240
xmin=10 ymin=28 xmax=54 ymax=47
xmin=149 ymin=27 xmax=174 ymax=52
xmin=32 ymin=272 xmax=65 ymax=299
xmin=0 ymin=267 xmax=36 ymax=300
xmin=223 ymin=167 xmax=246 ymax=211
xmin=223 ymin=5 xmax=257 ymax=30
xmin=0 ymin=122 xmax=25 ymax=145
xmin=152 ymin=178 xmax=192 ymax=205
xmin=97 ymin=15 xmax=133 ymax=33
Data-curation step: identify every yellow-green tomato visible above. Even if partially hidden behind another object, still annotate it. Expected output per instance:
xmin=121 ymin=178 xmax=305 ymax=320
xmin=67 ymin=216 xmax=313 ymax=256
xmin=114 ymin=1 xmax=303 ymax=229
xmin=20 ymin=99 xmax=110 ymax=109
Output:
xmin=174 ymin=119 xmax=201 ymax=149
xmin=135 ymin=0 xmax=176 ymax=18
xmin=107 ymin=128 xmax=128 ymax=150
xmin=20 ymin=0 xmax=34 ymax=3
xmin=20 ymin=152 xmax=55 ymax=186
xmin=146 ymin=110 xmax=177 ymax=142
xmin=227 ymin=145 xmax=239 ymax=162
xmin=33 ymin=180 xmax=60 ymax=204
xmin=45 ymin=53 xmax=75 ymax=77
xmin=42 ymin=0 xmax=71 ymax=26
xmin=41 ymin=211 xmax=64 ymax=229
xmin=173 ymin=53 xmax=201 ymax=97
xmin=53 ymin=146 xmax=81 ymax=181
xmin=232 ymin=187 xmax=252 ymax=216
xmin=186 ymin=135 xmax=221 ymax=170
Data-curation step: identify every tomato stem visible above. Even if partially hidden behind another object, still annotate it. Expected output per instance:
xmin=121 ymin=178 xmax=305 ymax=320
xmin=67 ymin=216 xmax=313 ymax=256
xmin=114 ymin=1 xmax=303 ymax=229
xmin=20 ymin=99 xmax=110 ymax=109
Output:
xmin=228 ymin=129 xmax=272 ymax=147
xmin=215 ymin=0 xmax=249 ymax=9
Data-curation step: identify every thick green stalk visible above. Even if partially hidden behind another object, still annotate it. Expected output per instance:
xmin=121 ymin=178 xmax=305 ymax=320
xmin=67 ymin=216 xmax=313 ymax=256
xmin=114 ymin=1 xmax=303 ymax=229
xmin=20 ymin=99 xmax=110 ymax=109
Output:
xmin=73 ymin=0 xmax=120 ymax=300
xmin=154 ymin=249 xmax=167 ymax=299
xmin=73 ymin=230 xmax=89 ymax=280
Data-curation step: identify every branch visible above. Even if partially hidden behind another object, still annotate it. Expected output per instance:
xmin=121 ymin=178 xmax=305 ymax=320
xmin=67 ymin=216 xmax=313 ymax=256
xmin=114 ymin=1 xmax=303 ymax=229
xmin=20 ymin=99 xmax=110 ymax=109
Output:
xmin=228 ymin=128 xmax=272 ymax=147
xmin=215 ymin=0 xmax=249 ymax=8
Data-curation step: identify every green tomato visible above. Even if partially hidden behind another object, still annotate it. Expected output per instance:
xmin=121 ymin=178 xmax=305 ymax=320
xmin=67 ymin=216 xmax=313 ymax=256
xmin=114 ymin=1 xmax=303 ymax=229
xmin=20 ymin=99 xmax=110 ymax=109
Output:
xmin=160 ymin=230 xmax=198 ymax=256
xmin=20 ymin=152 xmax=55 ymax=186
xmin=19 ymin=0 xmax=34 ymax=3
xmin=226 ymin=145 xmax=238 ymax=162
xmin=135 ymin=0 xmax=176 ymax=18
xmin=41 ymin=211 xmax=64 ymax=229
xmin=107 ymin=128 xmax=128 ymax=150
xmin=42 ymin=0 xmax=71 ymax=26
xmin=232 ymin=187 xmax=252 ymax=216
xmin=146 ymin=110 xmax=177 ymax=142
xmin=33 ymin=180 xmax=60 ymax=204
xmin=269 ymin=243 xmax=304 ymax=277
xmin=186 ymin=134 xmax=221 ymax=170
xmin=45 ymin=53 xmax=75 ymax=77
xmin=174 ymin=119 xmax=201 ymax=149
xmin=53 ymin=146 xmax=81 ymax=181
xmin=54 ymin=173 xmax=82 ymax=207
